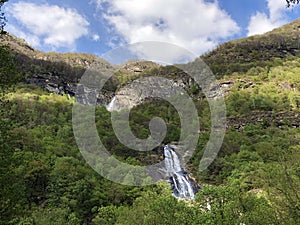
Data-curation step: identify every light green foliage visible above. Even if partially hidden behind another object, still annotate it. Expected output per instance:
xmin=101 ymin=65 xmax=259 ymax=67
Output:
xmin=92 ymin=205 xmax=118 ymax=225
xmin=1 ymin=59 xmax=299 ymax=224
xmin=115 ymin=182 xmax=197 ymax=225
xmin=196 ymin=185 xmax=276 ymax=225
xmin=0 ymin=86 xmax=151 ymax=224
xmin=226 ymin=57 xmax=300 ymax=116
xmin=202 ymin=18 xmax=300 ymax=78
xmin=1 ymin=16 xmax=300 ymax=224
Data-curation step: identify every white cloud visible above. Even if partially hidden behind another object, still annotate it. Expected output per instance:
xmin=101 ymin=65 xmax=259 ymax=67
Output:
xmin=247 ymin=0 xmax=289 ymax=36
xmin=6 ymin=2 xmax=90 ymax=50
xmin=96 ymin=0 xmax=240 ymax=61
xmin=92 ymin=34 xmax=101 ymax=41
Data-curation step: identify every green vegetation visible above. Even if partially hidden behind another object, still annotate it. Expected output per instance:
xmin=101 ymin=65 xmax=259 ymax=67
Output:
xmin=286 ymin=0 xmax=300 ymax=7
xmin=224 ymin=56 xmax=300 ymax=116
xmin=1 ymin=18 xmax=300 ymax=224
xmin=201 ymin=18 xmax=300 ymax=78
xmin=1 ymin=55 xmax=299 ymax=224
xmin=0 ymin=45 xmax=22 ymax=92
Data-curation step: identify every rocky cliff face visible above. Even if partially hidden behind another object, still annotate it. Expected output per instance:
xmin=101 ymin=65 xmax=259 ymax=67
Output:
xmin=1 ymin=33 xmax=120 ymax=103
xmin=2 ymin=18 xmax=300 ymax=111
xmin=119 ymin=60 xmax=159 ymax=74
xmin=2 ymin=33 xmax=179 ymax=106
xmin=106 ymin=76 xmax=192 ymax=111
xmin=0 ymin=33 xmax=114 ymax=71
xmin=228 ymin=111 xmax=300 ymax=131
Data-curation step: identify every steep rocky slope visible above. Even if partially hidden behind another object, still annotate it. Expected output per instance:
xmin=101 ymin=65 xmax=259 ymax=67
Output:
xmin=0 ymin=33 xmax=120 ymax=103
xmin=201 ymin=18 xmax=300 ymax=78
xmin=1 ymin=19 xmax=299 ymax=115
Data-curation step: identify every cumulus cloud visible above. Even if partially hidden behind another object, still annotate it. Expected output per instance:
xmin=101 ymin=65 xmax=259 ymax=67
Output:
xmin=6 ymin=2 xmax=90 ymax=50
xmin=95 ymin=0 xmax=240 ymax=61
xmin=247 ymin=0 xmax=289 ymax=36
xmin=92 ymin=34 xmax=101 ymax=41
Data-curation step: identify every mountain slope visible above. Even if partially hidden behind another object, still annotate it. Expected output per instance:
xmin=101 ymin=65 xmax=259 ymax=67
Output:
xmin=201 ymin=18 xmax=300 ymax=78
xmin=0 ymin=19 xmax=300 ymax=225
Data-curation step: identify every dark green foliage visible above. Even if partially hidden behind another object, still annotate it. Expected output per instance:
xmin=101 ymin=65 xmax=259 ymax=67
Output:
xmin=0 ymin=45 xmax=22 ymax=92
xmin=195 ymin=125 xmax=300 ymax=224
xmin=107 ymin=183 xmax=277 ymax=225
xmin=286 ymin=0 xmax=300 ymax=7
xmin=94 ymin=98 xmax=182 ymax=164
xmin=0 ymin=88 xmax=152 ymax=224
xmin=1 ymin=74 xmax=299 ymax=224
xmin=1 ymin=53 xmax=300 ymax=224
xmin=0 ymin=17 xmax=299 ymax=224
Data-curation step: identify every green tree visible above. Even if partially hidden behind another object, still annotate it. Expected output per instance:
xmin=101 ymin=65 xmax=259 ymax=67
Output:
xmin=0 ymin=45 xmax=21 ymax=93
xmin=0 ymin=102 xmax=30 ymax=224
xmin=116 ymin=183 xmax=197 ymax=225
xmin=262 ymin=148 xmax=300 ymax=224
xmin=31 ymin=207 xmax=81 ymax=225
xmin=286 ymin=0 xmax=300 ymax=7
xmin=0 ymin=0 xmax=21 ymax=93
xmin=196 ymin=185 xmax=277 ymax=225
xmin=24 ymin=159 xmax=49 ymax=205
xmin=92 ymin=205 xmax=118 ymax=225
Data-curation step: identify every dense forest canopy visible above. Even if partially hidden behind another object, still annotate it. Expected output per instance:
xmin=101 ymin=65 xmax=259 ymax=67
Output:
xmin=0 ymin=55 xmax=299 ymax=224
xmin=0 ymin=1 xmax=300 ymax=224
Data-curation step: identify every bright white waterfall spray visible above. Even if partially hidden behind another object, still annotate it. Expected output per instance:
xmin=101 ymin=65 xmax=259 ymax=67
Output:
xmin=164 ymin=145 xmax=196 ymax=199
xmin=106 ymin=96 xmax=117 ymax=112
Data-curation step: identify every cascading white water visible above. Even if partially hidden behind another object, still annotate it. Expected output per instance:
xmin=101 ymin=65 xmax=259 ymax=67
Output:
xmin=106 ymin=96 xmax=117 ymax=112
xmin=164 ymin=145 xmax=195 ymax=199
xmin=105 ymin=95 xmax=199 ymax=198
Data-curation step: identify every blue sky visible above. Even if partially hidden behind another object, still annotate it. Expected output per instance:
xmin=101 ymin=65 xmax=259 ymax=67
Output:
xmin=3 ymin=0 xmax=300 ymax=62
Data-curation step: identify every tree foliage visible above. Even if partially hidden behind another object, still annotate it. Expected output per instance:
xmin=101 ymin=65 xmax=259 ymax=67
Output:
xmin=0 ymin=4 xmax=299 ymax=223
xmin=286 ymin=0 xmax=300 ymax=7
xmin=0 ymin=76 xmax=299 ymax=224
xmin=0 ymin=45 xmax=21 ymax=92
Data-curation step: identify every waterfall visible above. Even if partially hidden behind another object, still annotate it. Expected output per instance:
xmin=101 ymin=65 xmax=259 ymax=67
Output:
xmin=106 ymin=96 xmax=117 ymax=112
xmin=164 ymin=145 xmax=197 ymax=199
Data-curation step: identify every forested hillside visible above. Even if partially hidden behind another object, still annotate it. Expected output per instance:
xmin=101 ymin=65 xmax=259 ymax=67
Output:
xmin=201 ymin=18 xmax=300 ymax=78
xmin=0 ymin=18 xmax=299 ymax=225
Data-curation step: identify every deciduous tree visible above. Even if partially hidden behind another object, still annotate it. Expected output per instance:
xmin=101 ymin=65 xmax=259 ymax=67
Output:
xmin=286 ymin=0 xmax=300 ymax=7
